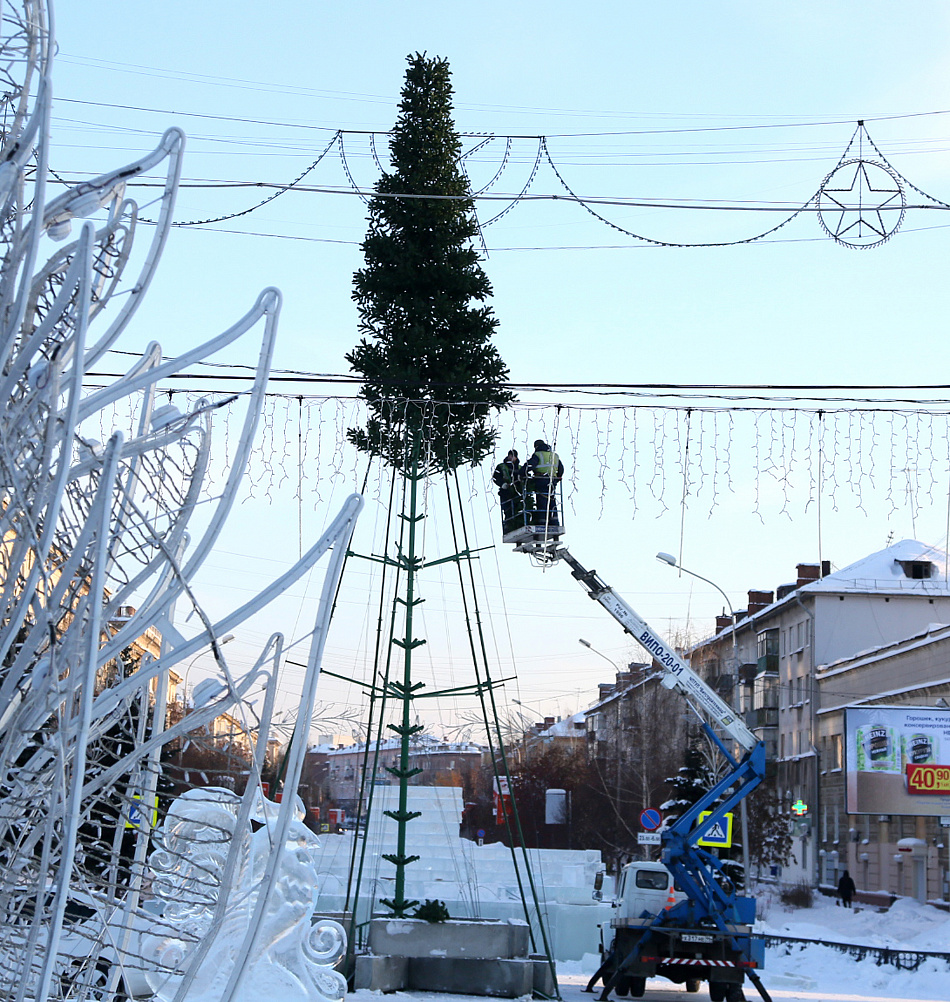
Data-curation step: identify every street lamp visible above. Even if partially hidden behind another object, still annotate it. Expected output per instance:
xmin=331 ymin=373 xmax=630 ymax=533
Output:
xmin=655 ymin=552 xmax=751 ymax=888
xmin=176 ymin=633 xmax=236 ymax=791
xmin=655 ymin=554 xmax=738 ymax=676
xmin=579 ymin=638 xmax=618 ymax=669
xmin=511 ymin=699 xmax=535 ymax=765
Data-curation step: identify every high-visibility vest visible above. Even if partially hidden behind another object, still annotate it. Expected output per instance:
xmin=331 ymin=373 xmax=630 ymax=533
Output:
xmin=532 ymin=450 xmax=560 ymax=478
xmin=494 ymin=461 xmax=518 ymax=485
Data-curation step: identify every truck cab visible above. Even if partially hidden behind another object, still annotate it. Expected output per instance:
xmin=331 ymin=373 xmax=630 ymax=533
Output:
xmin=614 ymin=862 xmax=675 ymax=920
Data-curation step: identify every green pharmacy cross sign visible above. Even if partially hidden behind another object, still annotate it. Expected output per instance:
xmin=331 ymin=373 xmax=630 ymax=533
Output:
xmin=791 ymin=799 xmax=809 ymax=816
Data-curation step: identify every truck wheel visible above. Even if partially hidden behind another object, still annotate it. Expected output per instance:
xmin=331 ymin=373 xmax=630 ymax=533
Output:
xmin=614 ymin=977 xmax=630 ymax=998
xmin=709 ymin=983 xmax=725 ymax=1002
xmin=628 ymin=977 xmax=646 ymax=999
xmin=685 ymin=979 xmax=701 ymax=993
xmin=725 ymin=986 xmax=745 ymax=1002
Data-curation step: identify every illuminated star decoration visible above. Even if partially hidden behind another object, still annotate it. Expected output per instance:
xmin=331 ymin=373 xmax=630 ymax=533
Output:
xmin=817 ymin=158 xmax=905 ymax=249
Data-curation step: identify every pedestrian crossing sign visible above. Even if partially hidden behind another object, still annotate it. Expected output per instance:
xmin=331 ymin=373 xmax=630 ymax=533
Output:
xmin=696 ymin=810 xmax=734 ymax=848
xmin=124 ymin=793 xmax=159 ymax=831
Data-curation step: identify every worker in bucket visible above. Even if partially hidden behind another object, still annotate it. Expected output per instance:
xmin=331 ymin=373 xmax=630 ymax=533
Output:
xmin=525 ymin=439 xmax=563 ymax=527
xmin=492 ymin=449 xmax=524 ymax=533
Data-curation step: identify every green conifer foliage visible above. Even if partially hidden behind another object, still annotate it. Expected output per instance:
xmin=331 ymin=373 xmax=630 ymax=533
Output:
xmin=347 ymin=53 xmax=514 ymax=473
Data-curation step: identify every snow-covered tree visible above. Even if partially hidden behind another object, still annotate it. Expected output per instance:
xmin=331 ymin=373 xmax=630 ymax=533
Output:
xmin=662 ymin=741 xmax=746 ymax=890
xmin=660 ymin=742 xmax=715 ymax=825
xmin=745 ymin=779 xmax=793 ymax=875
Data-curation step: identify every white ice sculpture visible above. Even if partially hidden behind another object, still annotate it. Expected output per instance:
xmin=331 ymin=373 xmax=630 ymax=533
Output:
xmin=0 ymin=3 xmax=359 ymax=1000
xmin=141 ymin=788 xmax=347 ymax=1002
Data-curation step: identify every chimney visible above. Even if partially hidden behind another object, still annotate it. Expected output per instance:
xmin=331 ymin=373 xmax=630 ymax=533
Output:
xmin=821 ymin=559 xmax=831 ymax=577
xmin=776 ymin=582 xmax=797 ymax=601
xmin=797 ymin=563 xmax=820 ymax=588
xmin=747 ymin=589 xmax=773 ymax=616
xmin=543 ymin=716 xmax=555 ymax=730
xmin=716 ymin=614 xmax=734 ymax=634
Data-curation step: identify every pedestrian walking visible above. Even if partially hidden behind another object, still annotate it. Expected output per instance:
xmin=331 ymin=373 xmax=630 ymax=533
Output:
xmin=837 ymin=869 xmax=856 ymax=908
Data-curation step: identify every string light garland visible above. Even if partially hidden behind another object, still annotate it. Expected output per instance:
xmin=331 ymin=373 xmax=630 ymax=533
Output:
xmin=73 ymin=122 xmax=950 ymax=249
xmin=85 ymin=389 xmax=950 ymax=531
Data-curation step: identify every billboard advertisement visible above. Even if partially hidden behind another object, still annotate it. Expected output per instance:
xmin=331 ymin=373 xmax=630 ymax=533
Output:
xmin=845 ymin=705 xmax=950 ymax=816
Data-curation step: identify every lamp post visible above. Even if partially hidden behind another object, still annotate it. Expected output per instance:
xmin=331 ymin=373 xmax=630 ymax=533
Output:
xmin=511 ymin=699 xmax=535 ymax=766
xmin=581 ymin=639 xmax=631 ymax=837
xmin=655 ymin=553 xmax=738 ymax=677
xmin=579 ymin=637 xmax=619 ymax=669
xmin=655 ymin=552 xmax=751 ymax=888
xmin=176 ymin=634 xmax=236 ymax=791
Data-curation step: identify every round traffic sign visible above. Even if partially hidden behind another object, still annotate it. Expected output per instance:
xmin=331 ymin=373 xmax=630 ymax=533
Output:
xmin=640 ymin=808 xmax=662 ymax=832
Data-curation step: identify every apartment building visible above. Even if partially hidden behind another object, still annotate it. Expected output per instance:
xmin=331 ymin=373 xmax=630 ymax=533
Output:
xmin=689 ymin=539 xmax=950 ymax=891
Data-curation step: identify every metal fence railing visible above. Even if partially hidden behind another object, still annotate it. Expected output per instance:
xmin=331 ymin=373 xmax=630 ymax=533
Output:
xmin=760 ymin=933 xmax=950 ymax=973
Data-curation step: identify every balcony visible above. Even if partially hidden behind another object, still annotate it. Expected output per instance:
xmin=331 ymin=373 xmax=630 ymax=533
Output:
xmin=757 ymin=654 xmax=779 ymax=674
xmin=710 ymin=673 xmax=735 ymax=698
xmin=745 ymin=706 xmax=779 ymax=730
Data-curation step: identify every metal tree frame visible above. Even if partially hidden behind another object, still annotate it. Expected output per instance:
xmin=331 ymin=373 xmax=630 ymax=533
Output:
xmin=0 ymin=3 xmax=362 ymax=1001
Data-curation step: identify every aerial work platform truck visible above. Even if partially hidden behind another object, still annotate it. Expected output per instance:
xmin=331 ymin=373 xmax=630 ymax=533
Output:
xmin=511 ymin=533 xmax=771 ymax=1002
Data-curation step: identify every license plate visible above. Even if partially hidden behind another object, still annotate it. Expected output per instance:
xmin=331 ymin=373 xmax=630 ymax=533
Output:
xmin=681 ymin=934 xmax=714 ymax=944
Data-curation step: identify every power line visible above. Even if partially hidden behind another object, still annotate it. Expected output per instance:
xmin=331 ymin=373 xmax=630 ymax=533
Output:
xmin=52 ymin=93 xmax=950 ymax=139
xmin=99 ymin=355 xmax=950 ymax=392
xmin=42 ymin=114 xmax=950 ymax=249
xmin=88 ymin=359 xmax=950 ymax=408
xmin=42 ymin=166 xmax=947 ymax=212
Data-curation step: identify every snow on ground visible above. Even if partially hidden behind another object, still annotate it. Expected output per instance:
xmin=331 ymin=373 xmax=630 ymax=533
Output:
xmin=350 ymin=893 xmax=950 ymax=1002
xmin=751 ymin=890 xmax=950 ymax=1000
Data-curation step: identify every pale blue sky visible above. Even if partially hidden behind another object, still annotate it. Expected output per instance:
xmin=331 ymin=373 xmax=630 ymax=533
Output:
xmin=48 ymin=2 xmax=950 ymax=731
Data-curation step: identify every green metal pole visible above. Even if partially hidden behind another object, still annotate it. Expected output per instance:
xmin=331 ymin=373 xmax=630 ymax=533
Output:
xmin=380 ymin=449 xmax=423 ymax=915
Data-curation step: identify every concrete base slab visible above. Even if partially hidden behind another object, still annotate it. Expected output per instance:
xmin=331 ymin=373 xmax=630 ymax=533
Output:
xmin=368 ymin=917 xmax=530 ymax=960
xmin=530 ymin=954 xmax=557 ymax=997
xmin=408 ymin=957 xmax=534 ymax=998
xmin=354 ymin=954 xmax=408 ymax=992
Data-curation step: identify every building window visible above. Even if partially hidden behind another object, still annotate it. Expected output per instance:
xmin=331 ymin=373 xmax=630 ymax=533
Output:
xmin=753 ymin=672 xmax=779 ymax=711
xmin=831 ymin=733 xmax=842 ymax=770
xmin=897 ymin=559 xmax=934 ymax=579
xmin=756 ymin=629 xmax=779 ymax=659
xmin=789 ymin=676 xmax=800 ymax=706
xmin=756 ymin=629 xmax=779 ymax=676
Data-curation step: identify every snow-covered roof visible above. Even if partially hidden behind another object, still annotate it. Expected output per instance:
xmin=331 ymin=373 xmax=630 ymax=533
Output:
xmin=537 ymin=710 xmax=587 ymax=736
xmin=818 ymin=621 xmax=950 ymax=678
xmin=699 ymin=539 xmax=950 ymax=647
xmin=800 ymin=539 xmax=950 ymax=596
xmin=307 ymin=737 xmax=485 ymax=756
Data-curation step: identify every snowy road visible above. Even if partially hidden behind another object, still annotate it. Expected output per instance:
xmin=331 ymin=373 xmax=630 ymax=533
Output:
xmin=351 ymin=979 xmax=950 ymax=1002
xmin=352 ymin=979 xmax=950 ymax=1002
xmin=556 ymin=974 xmax=949 ymax=1002
xmin=349 ymin=895 xmax=950 ymax=1002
